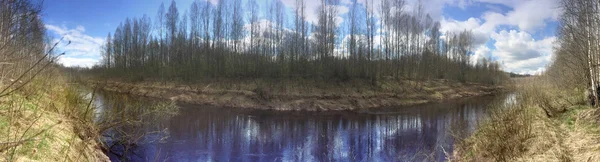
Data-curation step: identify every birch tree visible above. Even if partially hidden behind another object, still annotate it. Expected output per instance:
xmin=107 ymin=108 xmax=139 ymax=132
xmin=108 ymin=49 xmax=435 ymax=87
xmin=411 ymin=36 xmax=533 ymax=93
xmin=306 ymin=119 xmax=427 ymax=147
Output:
xmin=94 ymin=0 xmax=507 ymax=85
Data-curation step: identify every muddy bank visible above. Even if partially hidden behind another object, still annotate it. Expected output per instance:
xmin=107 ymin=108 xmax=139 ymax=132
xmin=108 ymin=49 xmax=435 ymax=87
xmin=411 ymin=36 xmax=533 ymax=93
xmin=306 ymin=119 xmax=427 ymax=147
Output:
xmin=88 ymin=79 xmax=504 ymax=111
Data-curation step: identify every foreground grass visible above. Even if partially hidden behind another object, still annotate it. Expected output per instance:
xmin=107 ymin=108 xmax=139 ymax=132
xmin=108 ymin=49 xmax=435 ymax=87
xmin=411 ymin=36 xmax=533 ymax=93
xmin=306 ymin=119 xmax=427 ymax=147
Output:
xmin=0 ymin=75 xmax=107 ymax=161
xmin=452 ymin=77 xmax=600 ymax=161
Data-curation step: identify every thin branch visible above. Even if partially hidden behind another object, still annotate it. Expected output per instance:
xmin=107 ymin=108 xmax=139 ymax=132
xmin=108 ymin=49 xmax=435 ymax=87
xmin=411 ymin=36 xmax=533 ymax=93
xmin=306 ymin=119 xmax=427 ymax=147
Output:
xmin=0 ymin=37 xmax=67 ymax=97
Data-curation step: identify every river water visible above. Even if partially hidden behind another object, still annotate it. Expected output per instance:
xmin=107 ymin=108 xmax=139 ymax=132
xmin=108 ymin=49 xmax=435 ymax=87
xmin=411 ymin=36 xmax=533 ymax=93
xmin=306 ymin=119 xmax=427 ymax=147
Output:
xmin=94 ymin=92 xmax=513 ymax=162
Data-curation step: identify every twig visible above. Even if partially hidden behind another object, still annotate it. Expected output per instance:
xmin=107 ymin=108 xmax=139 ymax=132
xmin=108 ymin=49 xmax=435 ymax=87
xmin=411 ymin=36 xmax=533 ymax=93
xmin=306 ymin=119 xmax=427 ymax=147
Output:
xmin=0 ymin=37 xmax=67 ymax=97
xmin=0 ymin=139 xmax=40 ymax=153
xmin=3 ymin=121 xmax=59 ymax=154
xmin=0 ymin=52 xmax=66 ymax=98
xmin=83 ymin=86 xmax=98 ymax=119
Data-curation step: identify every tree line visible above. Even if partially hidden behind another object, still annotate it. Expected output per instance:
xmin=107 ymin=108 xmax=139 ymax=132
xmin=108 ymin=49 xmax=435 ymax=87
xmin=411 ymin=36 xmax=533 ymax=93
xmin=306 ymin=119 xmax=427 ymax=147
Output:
xmin=0 ymin=0 xmax=55 ymax=95
xmin=94 ymin=0 xmax=505 ymax=85
xmin=548 ymin=0 xmax=600 ymax=105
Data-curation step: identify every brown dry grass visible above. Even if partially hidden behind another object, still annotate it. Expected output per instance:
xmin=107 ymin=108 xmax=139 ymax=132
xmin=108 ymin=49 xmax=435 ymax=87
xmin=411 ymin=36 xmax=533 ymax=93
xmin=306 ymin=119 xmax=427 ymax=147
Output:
xmin=452 ymin=77 xmax=600 ymax=162
xmin=0 ymin=74 xmax=108 ymax=161
xmin=89 ymin=78 xmax=503 ymax=111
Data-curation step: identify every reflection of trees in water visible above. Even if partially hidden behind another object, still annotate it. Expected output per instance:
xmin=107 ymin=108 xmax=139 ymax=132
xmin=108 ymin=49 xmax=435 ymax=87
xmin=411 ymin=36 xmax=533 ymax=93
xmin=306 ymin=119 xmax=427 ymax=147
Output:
xmin=99 ymin=93 xmax=509 ymax=161
xmin=94 ymin=92 xmax=178 ymax=161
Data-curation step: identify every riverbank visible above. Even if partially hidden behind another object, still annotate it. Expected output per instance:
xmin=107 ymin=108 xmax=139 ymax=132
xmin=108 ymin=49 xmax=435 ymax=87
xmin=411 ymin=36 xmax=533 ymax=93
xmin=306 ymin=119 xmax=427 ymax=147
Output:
xmin=452 ymin=77 xmax=600 ymax=161
xmin=87 ymin=78 xmax=504 ymax=111
xmin=0 ymin=75 xmax=108 ymax=161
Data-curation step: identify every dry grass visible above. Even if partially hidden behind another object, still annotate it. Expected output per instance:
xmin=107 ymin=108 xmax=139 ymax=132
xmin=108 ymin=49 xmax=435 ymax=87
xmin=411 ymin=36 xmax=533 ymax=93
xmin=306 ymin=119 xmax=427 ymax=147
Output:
xmin=452 ymin=99 xmax=536 ymax=162
xmin=557 ymin=106 xmax=600 ymax=162
xmin=94 ymin=92 xmax=179 ymax=161
xmin=452 ymin=77 xmax=600 ymax=162
xmin=89 ymin=78 xmax=502 ymax=111
xmin=98 ymin=77 xmax=495 ymax=98
xmin=0 ymin=74 xmax=108 ymax=161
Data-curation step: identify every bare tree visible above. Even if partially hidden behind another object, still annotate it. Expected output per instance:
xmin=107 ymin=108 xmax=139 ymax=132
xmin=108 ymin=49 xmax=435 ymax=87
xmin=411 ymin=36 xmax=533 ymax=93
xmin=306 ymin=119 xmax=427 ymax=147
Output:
xmin=93 ymin=0 xmax=506 ymax=85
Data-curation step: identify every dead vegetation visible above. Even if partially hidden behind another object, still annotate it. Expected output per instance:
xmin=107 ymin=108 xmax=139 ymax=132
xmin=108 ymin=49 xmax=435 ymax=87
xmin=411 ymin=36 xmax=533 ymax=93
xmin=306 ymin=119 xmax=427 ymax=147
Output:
xmin=0 ymin=75 xmax=109 ymax=161
xmin=88 ymin=78 xmax=503 ymax=111
xmin=93 ymin=92 xmax=179 ymax=161
xmin=0 ymin=0 xmax=109 ymax=161
xmin=452 ymin=77 xmax=600 ymax=162
xmin=455 ymin=0 xmax=600 ymax=160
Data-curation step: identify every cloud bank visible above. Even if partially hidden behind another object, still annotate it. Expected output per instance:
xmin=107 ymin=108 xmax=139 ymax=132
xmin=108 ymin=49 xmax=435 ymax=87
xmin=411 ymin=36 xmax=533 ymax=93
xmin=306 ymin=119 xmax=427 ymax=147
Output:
xmin=45 ymin=24 xmax=104 ymax=68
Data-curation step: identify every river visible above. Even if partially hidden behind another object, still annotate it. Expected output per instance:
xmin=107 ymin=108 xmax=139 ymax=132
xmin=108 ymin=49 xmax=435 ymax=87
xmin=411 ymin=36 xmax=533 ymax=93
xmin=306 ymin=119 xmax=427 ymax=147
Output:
xmin=93 ymin=91 xmax=513 ymax=162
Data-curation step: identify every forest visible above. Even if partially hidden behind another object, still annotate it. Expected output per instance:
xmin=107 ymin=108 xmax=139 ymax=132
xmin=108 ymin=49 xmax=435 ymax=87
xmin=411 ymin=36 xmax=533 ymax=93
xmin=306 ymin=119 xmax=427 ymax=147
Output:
xmin=91 ymin=0 xmax=506 ymax=85
xmin=0 ymin=0 xmax=51 ymax=92
xmin=548 ymin=0 xmax=600 ymax=102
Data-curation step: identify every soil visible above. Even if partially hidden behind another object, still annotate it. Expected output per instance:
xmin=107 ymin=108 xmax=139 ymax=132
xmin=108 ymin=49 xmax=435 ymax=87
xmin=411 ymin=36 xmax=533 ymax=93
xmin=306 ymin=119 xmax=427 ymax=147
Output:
xmin=88 ymin=79 xmax=504 ymax=111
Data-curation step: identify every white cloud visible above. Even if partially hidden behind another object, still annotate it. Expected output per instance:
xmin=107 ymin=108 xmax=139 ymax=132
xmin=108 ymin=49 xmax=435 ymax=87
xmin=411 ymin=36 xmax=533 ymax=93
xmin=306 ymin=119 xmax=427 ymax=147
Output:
xmin=281 ymin=0 xmax=320 ymax=24
xmin=75 ymin=25 xmax=85 ymax=32
xmin=340 ymin=0 xmax=352 ymax=5
xmin=471 ymin=45 xmax=491 ymax=64
xmin=406 ymin=0 xmax=447 ymax=20
xmin=478 ymin=0 xmax=560 ymax=32
xmin=436 ymin=0 xmax=560 ymax=34
xmin=45 ymin=24 xmax=104 ymax=67
xmin=491 ymin=30 xmax=555 ymax=74
xmin=436 ymin=0 xmax=560 ymax=75
xmin=206 ymin=0 xmax=218 ymax=5
xmin=336 ymin=5 xmax=350 ymax=15
xmin=281 ymin=0 xmax=349 ymax=25
xmin=440 ymin=16 xmax=556 ymax=75
xmin=58 ymin=57 xmax=99 ymax=68
xmin=442 ymin=18 xmax=483 ymax=32
xmin=440 ymin=0 xmax=560 ymax=41
xmin=441 ymin=17 xmax=490 ymax=46
xmin=476 ymin=0 xmax=520 ymax=7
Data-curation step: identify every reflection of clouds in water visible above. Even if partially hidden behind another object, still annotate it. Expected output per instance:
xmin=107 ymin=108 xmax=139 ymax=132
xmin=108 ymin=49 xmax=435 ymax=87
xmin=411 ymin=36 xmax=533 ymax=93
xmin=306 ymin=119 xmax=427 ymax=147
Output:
xmin=300 ymin=120 xmax=317 ymax=161
xmin=504 ymin=93 xmax=518 ymax=107
xmin=281 ymin=120 xmax=318 ymax=161
xmin=301 ymin=131 xmax=316 ymax=161
xmin=333 ymin=122 xmax=350 ymax=160
xmin=101 ymin=93 xmax=512 ymax=161
xmin=372 ymin=119 xmax=385 ymax=161
xmin=240 ymin=116 xmax=260 ymax=143
xmin=92 ymin=93 xmax=105 ymax=122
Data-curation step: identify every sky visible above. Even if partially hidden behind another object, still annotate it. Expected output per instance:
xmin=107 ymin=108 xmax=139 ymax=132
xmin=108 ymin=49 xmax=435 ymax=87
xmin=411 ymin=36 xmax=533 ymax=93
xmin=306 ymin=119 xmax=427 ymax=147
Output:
xmin=43 ymin=0 xmax=561 ymax=75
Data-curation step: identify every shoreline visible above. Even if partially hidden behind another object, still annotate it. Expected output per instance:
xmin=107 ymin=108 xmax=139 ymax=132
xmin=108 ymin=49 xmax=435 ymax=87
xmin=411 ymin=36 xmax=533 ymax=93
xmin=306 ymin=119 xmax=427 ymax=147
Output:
xmin=0 ymin=77 xmax=109 ymax=161
xmin=451 ymin=78 xmax=600 ymax=161
xmin=88 ymin=79 xmax=505 ymax=111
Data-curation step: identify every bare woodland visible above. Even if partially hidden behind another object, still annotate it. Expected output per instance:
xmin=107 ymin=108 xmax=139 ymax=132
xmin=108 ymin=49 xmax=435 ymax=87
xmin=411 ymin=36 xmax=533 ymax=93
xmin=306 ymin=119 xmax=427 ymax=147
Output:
xmin=95 ymin=0 xmax=506 ymax=85
xmin=549 ymin=0 xmax=600 ymax=104
xmin=0 ymin=0 xmax=54 ymax=95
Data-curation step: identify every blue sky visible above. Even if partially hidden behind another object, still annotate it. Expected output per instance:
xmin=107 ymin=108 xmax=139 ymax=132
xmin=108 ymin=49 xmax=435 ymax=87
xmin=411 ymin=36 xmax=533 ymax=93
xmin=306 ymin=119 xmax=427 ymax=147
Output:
xmin=43 ymin=0 xmax=560 ymax=74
